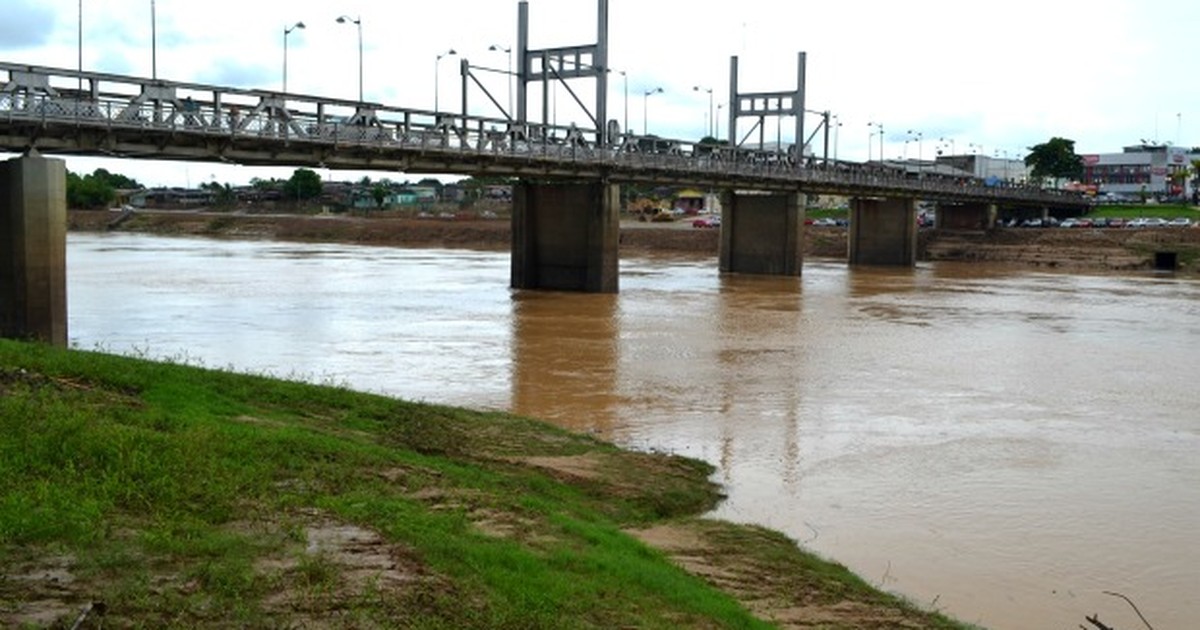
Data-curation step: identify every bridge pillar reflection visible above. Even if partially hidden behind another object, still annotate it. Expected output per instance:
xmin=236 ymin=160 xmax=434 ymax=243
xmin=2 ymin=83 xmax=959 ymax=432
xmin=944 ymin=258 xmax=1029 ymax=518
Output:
xmin=1 ymin=153 xmax=67 ymax=346
xmin=511 ymin=180 xmax=619 ymax=293
xmin=718 ymin=191 xmax=804 ymax=276
xmin=848 ymin=197 xmax=917 ymax=266
xmin=936 ymin=202 xmax=996 ymax=230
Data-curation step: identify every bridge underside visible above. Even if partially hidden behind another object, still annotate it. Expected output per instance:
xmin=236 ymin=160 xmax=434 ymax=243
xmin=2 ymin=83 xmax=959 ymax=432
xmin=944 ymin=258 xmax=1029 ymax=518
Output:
xmin=937 ymin=202 xmax=996 ymax=230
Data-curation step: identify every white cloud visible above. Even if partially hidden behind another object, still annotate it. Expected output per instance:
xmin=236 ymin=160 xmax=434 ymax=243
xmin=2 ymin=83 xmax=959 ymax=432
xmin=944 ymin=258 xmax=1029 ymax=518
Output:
xmin=2 ymin=0 xmax=1197 ymax=186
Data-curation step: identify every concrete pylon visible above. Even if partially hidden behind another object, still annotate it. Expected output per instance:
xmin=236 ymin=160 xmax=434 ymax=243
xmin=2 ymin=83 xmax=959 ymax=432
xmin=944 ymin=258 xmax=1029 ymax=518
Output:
xmin=718 ymin=191 xmax=804 ymax=276
xmin=1 ymin=153 xmax=68 ymax=346
xmin=511 ymin=180 xmax=619 ymax=293
xmin=848 ymin=197 xmax=917 ymax=266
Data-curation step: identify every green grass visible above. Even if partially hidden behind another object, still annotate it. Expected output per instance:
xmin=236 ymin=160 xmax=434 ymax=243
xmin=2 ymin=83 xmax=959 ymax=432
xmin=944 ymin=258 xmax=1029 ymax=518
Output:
xmin=0 ymin=339 xmax=974 ymax=628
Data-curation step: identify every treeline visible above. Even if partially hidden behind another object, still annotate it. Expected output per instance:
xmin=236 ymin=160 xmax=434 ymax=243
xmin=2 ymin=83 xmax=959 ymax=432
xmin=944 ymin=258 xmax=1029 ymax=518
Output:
xmin=66 ymin=169 xmax=142 ymax=209
xmin=63 ymin=165 xmax=517 ymax=210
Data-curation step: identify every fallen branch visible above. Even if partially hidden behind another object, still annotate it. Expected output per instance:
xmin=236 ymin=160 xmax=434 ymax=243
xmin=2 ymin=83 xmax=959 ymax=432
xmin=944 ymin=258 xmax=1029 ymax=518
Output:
xmin=1103 ymin=591 xmax=1154 ymax=630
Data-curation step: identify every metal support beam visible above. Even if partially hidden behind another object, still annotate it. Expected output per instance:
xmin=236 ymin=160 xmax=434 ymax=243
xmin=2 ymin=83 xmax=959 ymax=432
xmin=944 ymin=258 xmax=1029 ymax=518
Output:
xmin=728 ymin=52 xmax=806 ymax=156
xmin=515 ymin=0 xmax=609 ymax=146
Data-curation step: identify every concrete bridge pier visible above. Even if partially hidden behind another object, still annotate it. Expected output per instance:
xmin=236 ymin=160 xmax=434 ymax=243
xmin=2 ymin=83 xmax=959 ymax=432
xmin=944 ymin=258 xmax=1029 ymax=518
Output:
xmin=1 ymin=153 xmax=67 ymax=346
xmin=511 ymin=180 xmax=619 ymax=293
xmin=936 ymin=202 xmax=996 ymax=230
xmin=848 ymin=197 xmax=917 ymax=266
xmin=718 ymin=191 xmax=805 ymax=275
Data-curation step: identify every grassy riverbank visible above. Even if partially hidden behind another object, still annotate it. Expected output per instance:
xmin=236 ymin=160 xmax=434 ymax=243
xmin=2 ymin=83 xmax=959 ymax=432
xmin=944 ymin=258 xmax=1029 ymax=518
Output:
xmin=0 ymin=340 xmax=973 ymax=628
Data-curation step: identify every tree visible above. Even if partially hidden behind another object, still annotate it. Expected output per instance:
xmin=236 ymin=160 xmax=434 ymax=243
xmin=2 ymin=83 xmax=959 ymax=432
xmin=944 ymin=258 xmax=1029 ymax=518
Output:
xmin=1025 ymin=137 xmax=1083 ymax=184
xmin=90 ymin=168 xmax=141 ymax=190
xmin=371 ymin=184 xmax=389 ymax=209
xmin=282 ymin=168 xmax=323 ymax=202
xmin=66 ymin=170 xmax=117 ymax=209
xmin=200 ymin=181 xmax=237 ymax=208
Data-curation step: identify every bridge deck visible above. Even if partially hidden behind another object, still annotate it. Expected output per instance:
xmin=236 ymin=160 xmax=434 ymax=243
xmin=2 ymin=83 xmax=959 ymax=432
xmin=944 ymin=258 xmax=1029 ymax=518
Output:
xmin=0 ymin=62 xmax=1088 ymax=208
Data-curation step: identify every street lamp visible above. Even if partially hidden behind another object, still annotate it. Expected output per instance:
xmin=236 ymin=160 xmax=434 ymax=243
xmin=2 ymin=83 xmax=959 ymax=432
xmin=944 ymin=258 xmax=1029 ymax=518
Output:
xmin=488 ymin=44 xmax=512 ymax=116
xmin=335 ymin=15 xmax=363 ymax=102
xmin=693 ymin=85 xmax=713 ymax=138
xmin=150 ymin=0 xmax=157 ymax=79
xmin=716 ymin=102 xmax=725 ymax=142
xmin=938 ymin=136 xmax=956 ymax=157
xmin=435 ymin=49 xmax=457 ymax=114
xmin=868 ymin=121 xmax=884 ymax=162
xmin=643 ymin=87 xmax=662 ymax=135
xmin=619 ymin=70 xmax=629 ymax=135
xmin=907 ymin=129 xmax=923 ymax=173
xmin=282 ymin=21 xmax=305 ymax=93
xmin=833 ymin=116 xmax=842 ymax=162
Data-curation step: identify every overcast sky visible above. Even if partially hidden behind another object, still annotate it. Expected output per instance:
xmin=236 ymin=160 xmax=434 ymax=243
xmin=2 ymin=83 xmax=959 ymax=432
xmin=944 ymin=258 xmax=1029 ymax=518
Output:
xmin=1 ymin=0 xmax=1196 ymax=187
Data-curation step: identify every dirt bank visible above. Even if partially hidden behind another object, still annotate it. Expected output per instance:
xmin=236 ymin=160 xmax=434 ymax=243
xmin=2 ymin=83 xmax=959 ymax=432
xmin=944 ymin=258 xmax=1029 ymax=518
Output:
xmin=924 ymin=226 xmax=1200 ymax=273
xmin=69 ymin=209 xmax=1200 ymax=273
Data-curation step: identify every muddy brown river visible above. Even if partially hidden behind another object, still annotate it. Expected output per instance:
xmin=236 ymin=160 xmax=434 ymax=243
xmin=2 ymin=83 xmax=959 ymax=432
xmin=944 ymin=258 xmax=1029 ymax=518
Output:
xmin=67 ymin=232 xmax=1199 ymax=629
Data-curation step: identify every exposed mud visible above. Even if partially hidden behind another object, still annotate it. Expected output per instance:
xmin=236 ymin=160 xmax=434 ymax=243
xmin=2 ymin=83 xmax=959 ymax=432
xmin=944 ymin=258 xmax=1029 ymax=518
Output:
xmin=69 ymin=208 xmax=1200 ymax=272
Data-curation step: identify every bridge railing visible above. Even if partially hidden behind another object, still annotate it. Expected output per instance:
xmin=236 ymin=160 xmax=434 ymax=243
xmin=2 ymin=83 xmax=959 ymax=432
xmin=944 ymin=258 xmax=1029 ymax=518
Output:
xmin=0 ymin=62 xmax=1088 ymax=206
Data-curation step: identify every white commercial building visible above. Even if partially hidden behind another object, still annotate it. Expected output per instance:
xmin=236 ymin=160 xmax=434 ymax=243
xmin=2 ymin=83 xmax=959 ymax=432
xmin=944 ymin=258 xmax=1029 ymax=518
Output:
xmin=1081 ymin=144 xmax=1198 ymax=199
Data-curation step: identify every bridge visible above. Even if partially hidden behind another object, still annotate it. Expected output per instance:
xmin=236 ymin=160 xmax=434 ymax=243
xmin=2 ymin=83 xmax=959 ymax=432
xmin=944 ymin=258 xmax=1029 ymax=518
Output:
xmin=1 ymin=0 xmax=1087 ymax=346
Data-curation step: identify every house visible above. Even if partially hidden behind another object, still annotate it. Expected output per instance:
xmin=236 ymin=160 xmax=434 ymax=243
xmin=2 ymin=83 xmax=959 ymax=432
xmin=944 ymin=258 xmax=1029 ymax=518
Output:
xmin=674 ymin=189 xmax=707 ymax=214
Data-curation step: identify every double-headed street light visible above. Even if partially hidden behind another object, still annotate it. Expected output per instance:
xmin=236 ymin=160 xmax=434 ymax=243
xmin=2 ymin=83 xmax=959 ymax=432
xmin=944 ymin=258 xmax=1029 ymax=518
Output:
xmin=435 ymin=49 xmax=458 ymax=115
xmin=643 ymin=87 xmax=663 ymax=135
xmin=282 ymin=21 xmax=305 ymax=93
xmin=692 ymin=85 xmax=713 ymax=138
xmin=868 ymin=121 xmax=884 ymax=162
xmin=487 ymin=44 xmax=513 ymax=117
xmin=335 ymin=15 xmax=363 ymax=102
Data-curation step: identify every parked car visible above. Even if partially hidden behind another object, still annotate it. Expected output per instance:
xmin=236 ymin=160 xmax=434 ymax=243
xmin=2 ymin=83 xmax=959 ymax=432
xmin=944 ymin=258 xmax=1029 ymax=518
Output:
xmin=692 ymin=217 xmax=720 ymax=228
xmin=1168 ymin=217 xmax=1192 ymax=227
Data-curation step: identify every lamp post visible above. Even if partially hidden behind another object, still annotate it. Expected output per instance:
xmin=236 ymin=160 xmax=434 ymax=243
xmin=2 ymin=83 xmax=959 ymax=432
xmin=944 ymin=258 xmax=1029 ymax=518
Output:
xmin=488 ymin=44 xmax=512 ymax=116
xmin=435 ymin=49 xmax=457 ymax=115
xmin=336 ymin=15 xmax=363 ymax=101
xmin=150 ymin=0 xmax=157 ymax=79
xmin=868 ymin=121 xmax=884 ymax=162
xmin=692 ymin=85 xmax=713 ymax=138
xmin=907 ymin=129 xmax=923 ymax=173
xmin=938 ymin=136 xmax=956 ymax=157
xmin=282 ymin=21 xmax=305 ymax=93
xmin=716 ymin=102 xmax=725 ymax=142
xmin=833 ymin=116 xmax=842 ymax=162
xmin=620 ymin=70 xmax=629 ymax=134
xmin=643 ymin=87 xmax=662 ymax=135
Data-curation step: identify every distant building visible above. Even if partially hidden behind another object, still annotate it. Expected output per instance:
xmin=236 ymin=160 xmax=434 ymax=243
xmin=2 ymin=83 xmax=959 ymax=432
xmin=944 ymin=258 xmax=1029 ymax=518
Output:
xmin=673 ymin=189 xmax=707 ymax=214
xmin=130 ymin=187 xmax=214 ymax=208
xmin=933 ymin=154 xmax=1029 ymax=183
xmin=1080 ymin=144 xmax=1198 ymax=199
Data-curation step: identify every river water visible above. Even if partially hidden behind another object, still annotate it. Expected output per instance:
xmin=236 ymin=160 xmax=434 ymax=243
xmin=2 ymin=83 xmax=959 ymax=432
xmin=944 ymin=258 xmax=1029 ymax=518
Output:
xmin=66 ymin=232 xmax=1199 ymax=629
